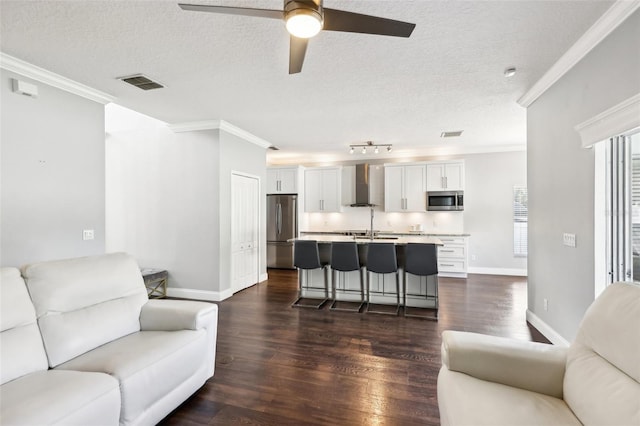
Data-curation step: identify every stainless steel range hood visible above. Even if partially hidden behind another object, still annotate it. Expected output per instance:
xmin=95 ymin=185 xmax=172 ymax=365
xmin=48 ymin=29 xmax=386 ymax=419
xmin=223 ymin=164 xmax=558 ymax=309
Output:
xmin=350 ymin=163 xmax=376 ymax=207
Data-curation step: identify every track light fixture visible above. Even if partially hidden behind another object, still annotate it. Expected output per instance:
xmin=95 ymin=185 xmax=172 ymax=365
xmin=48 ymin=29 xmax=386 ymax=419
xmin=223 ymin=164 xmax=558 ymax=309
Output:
xmin=349 ymin=141 xmax=393 ymax=154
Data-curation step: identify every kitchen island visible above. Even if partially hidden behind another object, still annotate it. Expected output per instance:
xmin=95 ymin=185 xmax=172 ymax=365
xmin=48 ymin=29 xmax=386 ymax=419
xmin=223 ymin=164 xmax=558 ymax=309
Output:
xmin=300 ymin=231 xmax=469 ymax=278
xmin=290 ymin=235 xmax=442 ymax=308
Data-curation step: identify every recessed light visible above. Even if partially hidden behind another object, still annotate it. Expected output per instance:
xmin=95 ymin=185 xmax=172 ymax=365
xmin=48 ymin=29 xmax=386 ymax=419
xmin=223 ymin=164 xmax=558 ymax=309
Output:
xmin=504 ymin=67 xmax=517 ymax=78
xmin=441 ymin=131 xmax=464 ymax=138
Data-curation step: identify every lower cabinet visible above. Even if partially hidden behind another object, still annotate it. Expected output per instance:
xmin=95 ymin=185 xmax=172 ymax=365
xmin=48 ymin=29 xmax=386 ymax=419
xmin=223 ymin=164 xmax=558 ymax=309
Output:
xmin=437 ymin=236 xmax=468 ymax=278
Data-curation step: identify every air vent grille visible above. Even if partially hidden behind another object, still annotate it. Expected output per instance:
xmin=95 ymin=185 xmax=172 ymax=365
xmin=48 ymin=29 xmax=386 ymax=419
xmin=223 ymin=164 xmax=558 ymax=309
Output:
xmin=441 ymin=130 xmax=464 ymax=138
xmin=119 ymin=74 xmax=164 ymax=91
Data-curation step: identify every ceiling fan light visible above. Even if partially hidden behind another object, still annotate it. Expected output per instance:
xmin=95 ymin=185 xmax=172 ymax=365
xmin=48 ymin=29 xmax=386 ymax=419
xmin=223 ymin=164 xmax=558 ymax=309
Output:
xmin=361 ymin=147 xmax=367 ymax=154
xmin=285 ymin=9 xmax=323 ymax=38
xmin=374 ymin=146 xmax=379 ymax=154
xmin=349 ymin=147 xmax=354 ymax=154
xmin=387 ymin=146 xmax=392 ymax=153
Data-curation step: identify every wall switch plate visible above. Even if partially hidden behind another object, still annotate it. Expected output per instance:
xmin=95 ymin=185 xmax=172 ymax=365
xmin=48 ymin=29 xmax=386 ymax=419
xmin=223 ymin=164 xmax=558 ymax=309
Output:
xmin=83 ymin=229 xmax=95 ymax=240
xmin=544 ymin=298 xmax=548 ymax=311
xmin=471 ymin=254 xmax=477 ymax=261
xmin=563 ymin=233 xmax=576 ymax=247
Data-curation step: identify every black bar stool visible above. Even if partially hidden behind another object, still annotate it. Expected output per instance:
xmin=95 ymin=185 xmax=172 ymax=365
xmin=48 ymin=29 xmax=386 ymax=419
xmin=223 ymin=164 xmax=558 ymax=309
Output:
xmin=291 ymin=240 xmax=330 ymax=309
xmin=365 ymin=243 xmax=400 ymax=315
xmin=403 ymin=243 xmax=439 ymax=320
xmin=329 ymin=241 xmax=365 ymax=312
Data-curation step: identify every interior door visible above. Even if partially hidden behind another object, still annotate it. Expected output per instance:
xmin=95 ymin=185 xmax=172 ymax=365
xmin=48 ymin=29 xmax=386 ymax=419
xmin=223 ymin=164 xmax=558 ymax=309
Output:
xmin=231 ymin=173 xmax=260 ymax=293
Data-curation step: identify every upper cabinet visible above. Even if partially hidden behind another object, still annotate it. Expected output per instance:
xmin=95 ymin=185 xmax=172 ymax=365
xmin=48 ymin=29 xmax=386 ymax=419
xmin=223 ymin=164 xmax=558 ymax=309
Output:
xmin=426 ymin=161 xmax=464 ymax=191
xmin=384 ymin=164 xmax=426 ymax=212
xmin=267 ymin=167 xmax=300 ymax=194
xmin=304 ymin=167 xmax=342 ymax=212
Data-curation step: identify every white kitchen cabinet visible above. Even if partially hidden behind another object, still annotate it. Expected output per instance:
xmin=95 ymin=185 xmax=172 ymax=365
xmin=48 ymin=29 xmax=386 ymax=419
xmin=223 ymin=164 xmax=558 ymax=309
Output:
xmin=426 ymin=161 xmax=464 ymax=191
xmin=267 ymin=167 xmax=299 ymax=194
xmin=304 ymin=167 xmax=342 ymax=212
xmin=384 ymin=164 xmax=426 ymax=212
xmin=437 ymin=236 xmax=468 ymax=278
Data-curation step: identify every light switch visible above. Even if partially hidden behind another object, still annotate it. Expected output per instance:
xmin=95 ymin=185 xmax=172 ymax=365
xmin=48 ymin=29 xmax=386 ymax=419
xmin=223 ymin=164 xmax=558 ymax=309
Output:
xmin=563 ymin=233 xmax=576 ymax=248
xmin=83 ymin=229 xmax=95 ymax=241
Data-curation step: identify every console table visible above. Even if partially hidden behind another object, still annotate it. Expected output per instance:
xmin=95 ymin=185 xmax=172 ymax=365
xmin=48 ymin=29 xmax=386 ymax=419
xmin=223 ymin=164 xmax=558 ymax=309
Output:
xmin=140 ymin=268 xmax=168 ymax=298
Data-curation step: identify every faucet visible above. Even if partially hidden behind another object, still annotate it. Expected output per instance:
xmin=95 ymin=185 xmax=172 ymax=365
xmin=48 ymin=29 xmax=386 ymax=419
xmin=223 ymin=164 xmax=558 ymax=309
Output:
xmin=369 ymin=206 xmax=375 ymax=239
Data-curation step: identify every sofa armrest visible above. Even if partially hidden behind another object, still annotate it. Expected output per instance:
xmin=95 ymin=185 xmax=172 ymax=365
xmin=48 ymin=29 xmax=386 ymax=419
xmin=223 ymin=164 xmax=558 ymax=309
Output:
xmin=441 ymin=330 xmax=568 ymax=398
xmin=139 ymin=299 xmax=218 ymax=331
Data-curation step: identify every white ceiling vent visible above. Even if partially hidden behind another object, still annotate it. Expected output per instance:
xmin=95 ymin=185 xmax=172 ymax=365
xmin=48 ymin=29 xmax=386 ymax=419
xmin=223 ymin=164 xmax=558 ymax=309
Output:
xmin=440 ymin=130 xmax=464 ymax=138
xmin=118 ymin=74 xmax=164 ymax=90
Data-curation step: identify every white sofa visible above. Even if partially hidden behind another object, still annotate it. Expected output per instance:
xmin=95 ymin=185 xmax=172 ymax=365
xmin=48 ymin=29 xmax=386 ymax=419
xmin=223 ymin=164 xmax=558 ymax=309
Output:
xmin=0 ymin=253 xmax=218 ymax=426
xmin=437 ymin=281 xmax=640 ymax=426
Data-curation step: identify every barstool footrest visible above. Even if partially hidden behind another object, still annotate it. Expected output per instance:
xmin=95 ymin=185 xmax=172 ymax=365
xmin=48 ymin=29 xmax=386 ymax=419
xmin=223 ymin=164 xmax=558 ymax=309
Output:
xmin=366 ymin=303 xmax=400 ymax=316
xmin=404 ymin=306 xmax=438 ymax=320
xmin=292 ymin=297 xmax=329 ymax=309
xmin=329 ymin=300 xmax=364 ymax=312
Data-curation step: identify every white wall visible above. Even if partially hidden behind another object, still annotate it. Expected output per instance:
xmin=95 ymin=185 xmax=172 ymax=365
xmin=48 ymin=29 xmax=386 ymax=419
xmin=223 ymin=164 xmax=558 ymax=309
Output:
xmin=105 ymin=104 xmax=267 ymax=300
xmin=1 ymin=69 xmax=105 ymax=267
xmin=527 ymin=10 xmax=640 ymax=342
xmin=106 ymin=104 xmax=219 ymax=295
xmin=465 ymin=151 xmax=527 ymax=274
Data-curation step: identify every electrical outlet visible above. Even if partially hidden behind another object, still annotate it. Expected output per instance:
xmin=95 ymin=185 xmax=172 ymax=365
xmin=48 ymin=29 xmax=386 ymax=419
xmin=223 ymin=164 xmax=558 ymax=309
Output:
xmin=83 ymin=229 xmax=95 ymax=241
xmin=563 ymin=233 xmax=576 ymax=247
xmin=543 ymin=298 xmax=548 ymax=311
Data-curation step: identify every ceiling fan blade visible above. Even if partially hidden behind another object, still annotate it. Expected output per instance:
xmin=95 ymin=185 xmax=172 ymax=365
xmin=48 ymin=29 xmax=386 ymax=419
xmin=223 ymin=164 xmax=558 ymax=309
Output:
xmin=289 ymin=36 xmax=308 ymax=74
xmin=178 ymin=3 xmax=283 ymax=19
xmin=323 ymin=8 xmax=415 ymax=38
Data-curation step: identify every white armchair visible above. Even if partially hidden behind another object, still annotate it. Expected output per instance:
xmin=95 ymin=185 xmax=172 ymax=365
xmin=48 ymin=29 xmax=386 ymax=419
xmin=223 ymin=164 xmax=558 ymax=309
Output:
xmin=437 ymin=282 xmax=640 ymax=426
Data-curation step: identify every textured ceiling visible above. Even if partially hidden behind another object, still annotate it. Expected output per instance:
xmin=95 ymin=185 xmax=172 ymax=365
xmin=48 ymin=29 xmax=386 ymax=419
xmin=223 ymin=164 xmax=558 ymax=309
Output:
xmin=0 ymin=0 xmax=614 ymax=163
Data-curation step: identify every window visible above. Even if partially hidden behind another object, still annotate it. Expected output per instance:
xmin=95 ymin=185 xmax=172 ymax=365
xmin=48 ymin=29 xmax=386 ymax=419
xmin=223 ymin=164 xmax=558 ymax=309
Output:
xmin=605 ymin=131 xmax=640 ymax=284
xmin=513 ymin=186 xmax=528 ymax=257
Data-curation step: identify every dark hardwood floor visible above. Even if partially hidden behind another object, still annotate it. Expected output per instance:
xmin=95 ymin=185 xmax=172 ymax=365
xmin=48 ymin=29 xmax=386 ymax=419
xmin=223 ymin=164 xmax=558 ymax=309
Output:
xmin=160 ymin=270 xmax=549 ymax=426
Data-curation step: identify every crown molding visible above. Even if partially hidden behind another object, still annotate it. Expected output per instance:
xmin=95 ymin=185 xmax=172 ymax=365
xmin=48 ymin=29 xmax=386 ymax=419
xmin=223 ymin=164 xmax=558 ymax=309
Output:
xmin=0 ymin=52 xmax=115 ymax=104
xmin=167 ymin=120 xmax=221 ymax=133
xmin=168 ymin=119 xmax=272 ymax=149
xmin=518 ymin=0 xmax=640 ymax=108
xmin=576 ymin=93 xmax=640 ymax=148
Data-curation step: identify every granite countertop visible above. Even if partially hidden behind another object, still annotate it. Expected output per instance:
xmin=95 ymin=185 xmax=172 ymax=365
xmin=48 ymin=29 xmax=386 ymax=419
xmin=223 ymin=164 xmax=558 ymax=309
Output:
xmin=291 ymin=235 xmax=443 ymax=245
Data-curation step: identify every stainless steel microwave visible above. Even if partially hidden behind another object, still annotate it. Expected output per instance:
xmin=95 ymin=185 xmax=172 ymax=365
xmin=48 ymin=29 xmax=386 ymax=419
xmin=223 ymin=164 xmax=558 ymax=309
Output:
xmin=427 ymin=191 xmax=464 ymax=211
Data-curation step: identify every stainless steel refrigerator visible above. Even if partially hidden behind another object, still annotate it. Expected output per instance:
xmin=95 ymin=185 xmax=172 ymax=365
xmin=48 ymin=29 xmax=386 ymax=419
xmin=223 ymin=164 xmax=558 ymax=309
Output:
xmin=267 ymin=194 xmax=298 ymax=269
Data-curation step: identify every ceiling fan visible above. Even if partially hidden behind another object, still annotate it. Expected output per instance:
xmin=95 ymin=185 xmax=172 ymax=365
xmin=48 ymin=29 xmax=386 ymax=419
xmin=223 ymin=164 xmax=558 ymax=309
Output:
xmin=178 ymin=0 xmax=416 ymax=74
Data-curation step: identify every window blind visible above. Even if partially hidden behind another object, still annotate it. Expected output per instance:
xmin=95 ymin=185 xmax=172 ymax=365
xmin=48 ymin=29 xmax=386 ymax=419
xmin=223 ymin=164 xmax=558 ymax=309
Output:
xmin=513 ymin=186 xmax=528 ymax=257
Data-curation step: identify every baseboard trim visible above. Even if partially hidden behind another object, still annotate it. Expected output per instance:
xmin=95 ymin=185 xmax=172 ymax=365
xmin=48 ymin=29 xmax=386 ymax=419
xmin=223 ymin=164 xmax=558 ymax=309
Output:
xmin=526 ymin=310 xmax=570 ymax=347
xmin=166 ymin=287 xmax=233 ymax=302
xmin=467 ymin=267 xmax=528 ymax=276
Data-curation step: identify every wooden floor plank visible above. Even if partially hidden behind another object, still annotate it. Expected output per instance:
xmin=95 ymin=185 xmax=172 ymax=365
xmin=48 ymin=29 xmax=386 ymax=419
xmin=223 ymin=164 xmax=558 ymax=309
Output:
xmin=161 ymin=270 xmax=548 ymax=425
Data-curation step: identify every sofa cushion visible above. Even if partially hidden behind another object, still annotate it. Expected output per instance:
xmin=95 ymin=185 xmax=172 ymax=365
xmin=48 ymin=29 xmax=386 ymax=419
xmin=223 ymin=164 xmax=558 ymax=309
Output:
xmin=56 ymin=329 xmax=209 ymax=425
xmin=437 ymin=367 xmax=581 ymax=426
xmin=564 ymin=281 xmax=640 ymax=425
xmin=22 ymin=253 xmax=148 ymax=367
xmin=0 ymin=267 xmax=48 ymax=384
xmin=0 ymin=369 xmax=120 ymax=426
